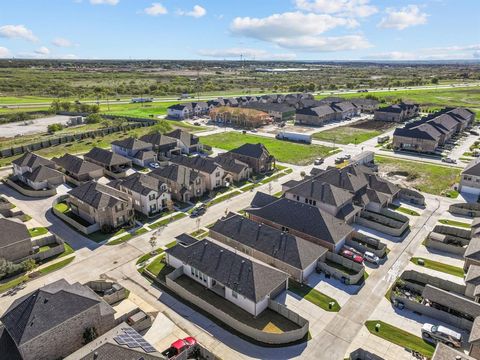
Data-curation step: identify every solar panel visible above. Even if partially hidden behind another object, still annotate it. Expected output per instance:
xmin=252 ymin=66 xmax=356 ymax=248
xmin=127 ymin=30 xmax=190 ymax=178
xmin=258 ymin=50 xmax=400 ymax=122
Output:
xmin=113 ymin=327 xmax=157 ymax=353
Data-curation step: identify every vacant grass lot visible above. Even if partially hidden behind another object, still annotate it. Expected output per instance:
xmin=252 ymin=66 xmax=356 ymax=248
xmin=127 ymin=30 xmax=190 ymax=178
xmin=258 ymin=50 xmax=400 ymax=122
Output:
xmin=411 ymin=257 xmax=465 ymax=277
xmin=365 ymin=320 xmax=435 ymax=357
xmin=375 ymin=155 xmax=461 ymax=196
xmin=201 ymin=132 xmax=336 ymax=165
xmin=313 ymin=127 xmax=383 ymax=145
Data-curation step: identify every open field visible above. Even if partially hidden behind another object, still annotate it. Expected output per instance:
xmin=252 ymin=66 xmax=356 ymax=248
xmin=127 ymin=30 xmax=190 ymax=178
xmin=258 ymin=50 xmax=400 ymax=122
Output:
xmin=375 ymin=155 xmax=461 ymax=196
xmin=337 ymin=86 xmax=480 ymax=116
xmin=201 ymin=132 xmax=337 ymax=165
xmin=313 ymin=120 xmax=394 ymax=145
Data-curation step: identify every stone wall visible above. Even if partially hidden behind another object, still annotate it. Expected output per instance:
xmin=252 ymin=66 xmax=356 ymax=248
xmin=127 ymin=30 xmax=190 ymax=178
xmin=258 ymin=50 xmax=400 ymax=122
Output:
xmin=52 ymin=196 xmax=100 ymax=235
xmin=399 ymin=188 xmax=425 ymax=206
xmin=32 ymin=235 xmax=65 ymax=262
xmin=348 ymin=232 xmax=387 ymax=258
xmin=357 ymin=209 xmax=409 ymax=237
xmin=317 ymin=252 xmax=364 ymax=285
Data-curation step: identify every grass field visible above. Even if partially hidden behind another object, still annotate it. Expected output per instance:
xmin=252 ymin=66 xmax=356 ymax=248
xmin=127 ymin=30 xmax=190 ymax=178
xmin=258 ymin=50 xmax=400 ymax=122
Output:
xmin=331 ymin=86 xmax=480 ymax=116
xmin=313 ymin=127 xmax=383 ymax=145
xmin=365 ymin=320 xmax=435 ymax=357
xmin=375 ymin=155 xmax=461 ymax=196
xmin=201 ymin=132 xmax=337 ymax=165
xmin=411 ymin=257 xmax=465 ymax=277
xmin=438 ymin=219 xmax=471 ymax=228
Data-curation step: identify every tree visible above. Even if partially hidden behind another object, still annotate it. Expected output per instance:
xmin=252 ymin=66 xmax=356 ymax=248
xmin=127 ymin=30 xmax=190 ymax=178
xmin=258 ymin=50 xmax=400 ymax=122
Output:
xmin=149 ymin=236 xmax=157 ymax=254
xmin=85 ymin=114 xmax=102 ymax=124
xmin=47 ymin=123 xmax=64 ymax=133
xmin=431 ymin=77 xmax=439 ymax=84
xmin=300 ymin=171 xmax=306 ymax=178
xmin=22 ymin=259 xmax=36 ymax=272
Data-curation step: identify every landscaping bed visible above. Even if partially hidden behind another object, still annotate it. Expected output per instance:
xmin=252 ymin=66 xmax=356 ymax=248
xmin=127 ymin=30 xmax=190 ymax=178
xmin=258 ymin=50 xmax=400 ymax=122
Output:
xmin=438 ymin=219 xmax=471 ymax=228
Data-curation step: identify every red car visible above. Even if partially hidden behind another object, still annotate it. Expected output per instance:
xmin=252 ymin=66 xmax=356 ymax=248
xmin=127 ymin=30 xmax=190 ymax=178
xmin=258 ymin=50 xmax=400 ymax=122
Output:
xmin=341 ymin=249 xmax=364 ymax=264
xmin=163 ymin=337 xmax=197 ymax=358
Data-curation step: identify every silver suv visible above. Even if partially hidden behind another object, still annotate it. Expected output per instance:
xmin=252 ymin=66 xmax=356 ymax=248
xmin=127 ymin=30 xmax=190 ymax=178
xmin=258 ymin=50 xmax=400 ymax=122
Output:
xmin=421 ymin=323 xmax=462 ymax=348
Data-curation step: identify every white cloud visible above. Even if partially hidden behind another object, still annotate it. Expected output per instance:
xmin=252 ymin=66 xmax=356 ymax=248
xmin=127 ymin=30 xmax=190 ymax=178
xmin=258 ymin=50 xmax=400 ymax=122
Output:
xmin=0 ymin=47 xmax=10 ymax=58
xmin=177 ymin=5 xmax=207 ymax=18
xmin=144 ymin=3 xmax=168 ymax=16
xmin=35 ymin=46 xmax=50 ymax=55
xmin=230 ymin=12 xmax=369 ymax=52
xmin=52 ymin=37 xmax=74 ymax=47
xmin=197 ymin=48 xmax=296 ymax=60
xmin=90 ymin=0 xmax=119 ymax=5
xmin=378 ymin=5 xmax=428 ymax=30
xmin=0 ymin=25 xmax=37 ymax=42
xmin=295 ymin=0 xmax=377 ymax=17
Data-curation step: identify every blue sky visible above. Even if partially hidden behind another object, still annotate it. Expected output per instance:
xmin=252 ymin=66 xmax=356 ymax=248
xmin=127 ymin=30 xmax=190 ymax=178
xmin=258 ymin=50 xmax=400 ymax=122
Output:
xmin=0 ymin=0 xmax=479 ymax=60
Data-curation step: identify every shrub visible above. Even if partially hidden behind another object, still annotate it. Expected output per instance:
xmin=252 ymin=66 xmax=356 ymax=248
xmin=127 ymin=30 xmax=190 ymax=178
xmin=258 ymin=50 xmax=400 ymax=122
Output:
xmin=85 ymin=114 xmax=102 ymax=124
xmin=47 ymin=123 xmax=64 ymax=133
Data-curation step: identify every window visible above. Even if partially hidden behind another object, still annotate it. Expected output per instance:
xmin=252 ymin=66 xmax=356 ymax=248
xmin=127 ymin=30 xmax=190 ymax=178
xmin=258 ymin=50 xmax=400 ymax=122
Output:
xmin=313 ymin=200 xmax=317 ymax=206
xmin=149 ymin=194 xmax=156 ymax=201
xmin=191 ymin=267 xmax=195 ymax=276
xmin=232 ymin=291 xmax=238 ymax=299
xmin=150 ymin=204 xmax=157 ymax=211
xmin=215 ymin=172 xmax=220 ymax=177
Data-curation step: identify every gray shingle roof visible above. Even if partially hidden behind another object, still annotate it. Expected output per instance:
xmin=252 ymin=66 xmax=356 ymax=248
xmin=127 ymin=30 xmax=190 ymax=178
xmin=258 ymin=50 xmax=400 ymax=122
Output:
xmin=170 ymin=155 xmax=219 ymax=174
xmin=422 ymin=284 xmax=480 ymax=318
xmin=214 ymin=154 xmax=249 ymax=174
xmin=139 ymin=133 xmax=177 ymax=148
xmin=68 ymin=181 xmax=129 ymax=209
xmin=109 ymin=173 xmax=166 ymax=196
xmin=52 ymin=154 xmax=103 ymax=177
xmin=165 ymin=129 xmax=199 ymax=147
xmin=211 ymin=213 xmax=327 ymax=270
xmin=246 ymin=194 xmax=353 ymax=245
xmin=166 ymin=239 xmax=289 ymax=302
xmin=432 ymin=343 xmax=475 ymax=360
xmin=111 ymin=137 xmax=151 ymax=151
xmin=11 ymin=152 xmax=54 ymax=169
xmin=1 ymin=279 xmax=114 ymax=346
xmin=463 ymin=158 xmax=480 ymax=177
xmin=150 ymin=163 xmax=200 ymax=185
xmin=229 ymin=143 xmax=270 ymax=160
xmin=285 ymin=179 xmax=353 ymax=207
xmin=0 ymin=218 xmax=30 ymax=248
xmin=77 ymin=343 xmax=163 ymax=360
xmin=23 ymin=165 xmax=64 ymax=183
xmin=84 ymin=147 xmax=131 ymax=167
xmin=250 ymin=192 xmax=278 ymax=208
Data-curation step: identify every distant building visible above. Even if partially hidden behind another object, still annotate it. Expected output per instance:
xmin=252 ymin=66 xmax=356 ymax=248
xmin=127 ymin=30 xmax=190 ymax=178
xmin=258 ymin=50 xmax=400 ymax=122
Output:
xmin=111 ymin=137 xmax=156 ymax=167
xmin=374 ymin=102 xmax=419 ymax=122
xmin=242 ymin=102 xmax=296 ymax=122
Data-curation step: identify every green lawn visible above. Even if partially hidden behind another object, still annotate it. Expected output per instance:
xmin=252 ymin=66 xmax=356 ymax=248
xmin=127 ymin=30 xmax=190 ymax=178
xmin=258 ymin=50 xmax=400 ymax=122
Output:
xmin=34 ymin=257 xmax=75 ymax=276
xmin=135 ymin=227 xmax=149 ymax=235
xmin=375 ymin=155 xmax=461 ymax=196
xmin=106 ymin=233 xmax=133 ymax=246
xmin=201 ymin=132 xmax=337 ymax=165
xmin=288 ymin=281 xmax=341 ymax=312
xmin=410 ymin=257 xmax=465 ymax=278
xmin=88 ymin=228 xmax=126 ymax=243
xmin=313 ymin=127 xmax=383 ymax=145
xmin=146 ymin=254 xmax=166 ymax=276
xmin=0 ymin=274 xmax=29 ymax=293
xmin=207 ymin=190 xmax=242 ymax=207
xmin=389 ymin=205 xmax=420 ymax=216
xmin=136 ymin=249 xmax=164 ymax=266
xmin=28 ymin=227 xmax=48 ymax=237
xmin=438 ymin=219 xmax=471 ymax=228
xmin=365 ymin=321 xmax=435 ymax=357
xmin=164 ymin=240 xmax=177 ymax=249
xmin=53 ymin=202 xmax=69 ymax=213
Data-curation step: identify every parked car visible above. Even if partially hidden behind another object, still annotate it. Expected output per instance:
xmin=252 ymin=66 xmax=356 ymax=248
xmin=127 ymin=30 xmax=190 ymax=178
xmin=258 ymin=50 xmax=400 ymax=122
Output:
xmin=314 ymin=158 xmax=324 ymax=165
xmin=335 ymin=157 xmax=344 ymax=165
xmin=250 ymin=129 xmax=258 ymax=133
xmin=190 ymin=204 xmax=207 ymax=218
xmin=442 ymin=157 xmax=457 ymax=164
xmin=162 ymin=337 xmax=197 ymax=358
xmin=470 ymin=130 xmax=479 ymax=136
xmin=343 ymin=154 xmax=351 ymax=160
xmin=341 ymin=249 xmax=363 ymax=264
xmin=149 ymin=162 xmax=161 ymax=169
xmin=363 ymin=251 xmax=380 ymax=265
xmin=421 ymin=323 xmax=462 ymax=348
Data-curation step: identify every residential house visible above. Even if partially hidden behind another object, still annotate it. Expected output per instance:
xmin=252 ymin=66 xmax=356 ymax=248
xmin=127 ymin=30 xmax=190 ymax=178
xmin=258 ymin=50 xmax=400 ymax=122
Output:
xmin=243 ymin=102 xmax=296 ymax=122
xmin=223 ymin=98 xmax=239 ymax=107
xmin=108 ymin=173 xmax=171 ymax=217
xmin=11 ymin=152 xmax=65 ymax=190
xmin=150 ymin=164 xmax=205 ymax=202
xmin=0 ymin=279 xmax=116 ymax=360
xmin=139 ymin=132 xmax=180 ymax=159
xmin=83 ymin=147 xmax=132 ymax=178
xmin=460 ymin=158 xmax=480 ymax=196
xmin=210 ymin=212 xmax=328 ymax=282
xmin=330 ymin=101 xmax=360 ymax=120
xmin=0 ymin=218 xmax=32 ymax=262
xmin=213 ymin=154 xmax=251 ymax=182
xmin=222 ymin=143 xmax=275 ymax=174
xmin=295 ymin=105 xmax=336 ymax=126
xmin=111 ymin=137 xmax=156 ymax=167
xmin=65 ymin=323 xmax=164 ymax=360
xmin=165 ymin=129 xmax=203 ymax=154
xmin=67 ymin=181 xmax=134 ymax=231
xmin=52 ymin=154 xmax=104 ymax=185
xmin=166 ymin=238 xmax=290 ymax=316
xmin=374 ymin=102 xmax=419 ymax=122
xmin=432 ymin=343 xmax=475 ymax=360
xmin=167 ymin=103 xmax=193 ymax=119
xmin=393 ymin=107 xmax=475 ymax=153
xmin=350 ymin=98 xmax=379 ymax=113
xmin=246 ymin=192 xmax=354 ymax=252
xmin=469 ymin=317 xmax=480 ymax=359
xmin=169 ymin=155 xmax=230 ymax=190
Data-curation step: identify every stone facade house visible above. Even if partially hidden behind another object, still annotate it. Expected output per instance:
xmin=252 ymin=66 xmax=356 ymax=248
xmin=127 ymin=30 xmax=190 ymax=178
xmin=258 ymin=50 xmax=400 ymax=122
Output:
xmin=222 ymin=143 xmax=275 ymax=174
xmin=0 ymin=218 xmax=32 ymax=262
xmin=67 ymin=181 xmax=134 ymax=231
xmin=108 ymin=173 xmax=171 ymax=217
xmin=0 ymin=279 xmax=116 ymax=360
xmin=150 ymin=164 xmax=206 ymax=202
xmin=374 ymin=102 xmax=419 ymax=122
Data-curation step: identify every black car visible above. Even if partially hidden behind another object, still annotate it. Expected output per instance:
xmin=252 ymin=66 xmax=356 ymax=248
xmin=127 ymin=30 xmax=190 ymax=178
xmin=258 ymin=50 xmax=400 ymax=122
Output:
xmin=190 ymin=205 xmax=207 ymax=217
